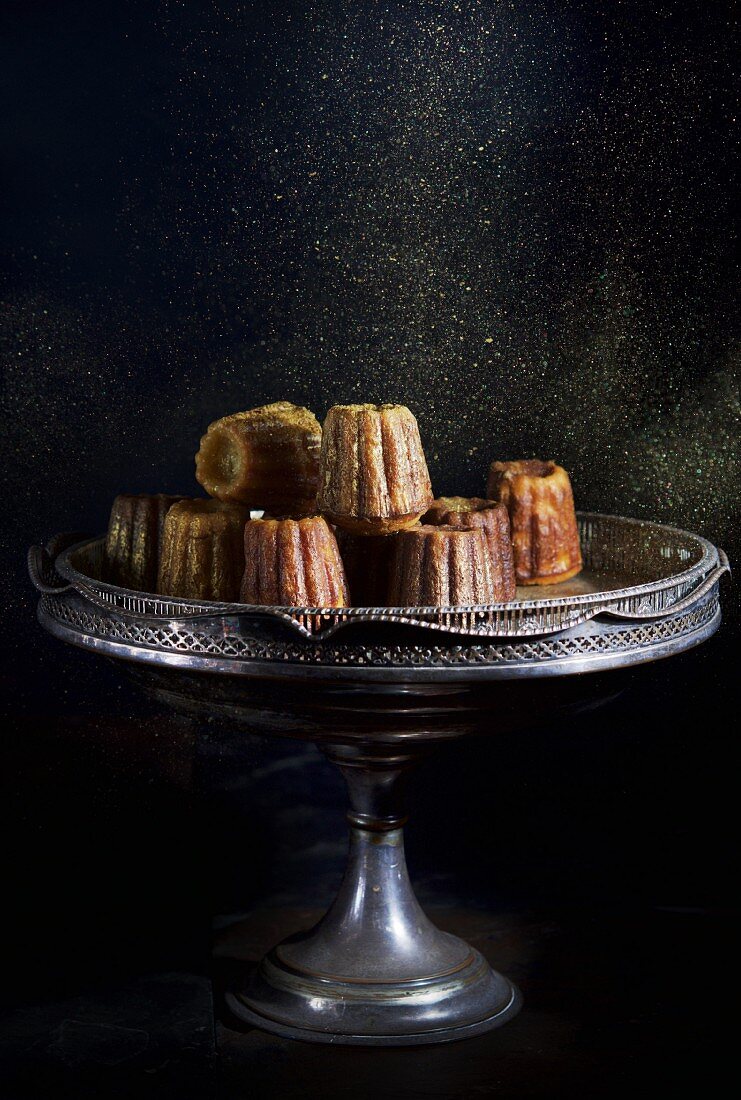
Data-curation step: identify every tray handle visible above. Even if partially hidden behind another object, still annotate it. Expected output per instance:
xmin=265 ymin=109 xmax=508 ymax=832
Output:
xmin=27 ymin=533 xmax=91 ymax=595
xmin=599 ymin=548 xmax=730 ymax=621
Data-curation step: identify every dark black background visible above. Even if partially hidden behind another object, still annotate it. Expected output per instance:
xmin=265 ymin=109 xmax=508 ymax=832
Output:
xmin=1 ymin=1 xmax=738 ymax=1097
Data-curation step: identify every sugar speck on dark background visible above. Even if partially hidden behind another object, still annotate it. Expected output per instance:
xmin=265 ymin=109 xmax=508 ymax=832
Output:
xmin=1 ymin=0 xmax=737 ymax=614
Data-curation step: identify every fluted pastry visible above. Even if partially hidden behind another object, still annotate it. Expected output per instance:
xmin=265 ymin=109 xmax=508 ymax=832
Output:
xmin=240 ymin=516 xmax=349 ymax=606
xmin=387 ymin=524 xmax=497 ymax=607
xmin=195 ymin=401 xmax=322 ymax=515
xmin=423 ymin=496 xmax=516 ymax=601
xmin=157 ymin=499 xmax=249 ymax=601
xmin=105 ymin=492 xmax=183 ymax=592
xmin=318 ymin=403 xmax=433 ymax=534
xmin=486 ymin=460 xmax=582 ymax=585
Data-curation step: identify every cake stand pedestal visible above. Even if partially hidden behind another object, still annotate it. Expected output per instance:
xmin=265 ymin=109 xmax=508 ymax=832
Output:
xmin=228 ymin=741 xmax=520 ymax=1044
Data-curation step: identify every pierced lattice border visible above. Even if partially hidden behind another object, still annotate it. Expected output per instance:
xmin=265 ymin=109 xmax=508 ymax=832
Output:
xmin=42 ymin=589 xmax=718 ymax=668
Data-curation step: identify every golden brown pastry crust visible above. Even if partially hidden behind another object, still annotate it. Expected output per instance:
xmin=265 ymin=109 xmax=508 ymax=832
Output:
xmin=105 ymin=492 xmax=184 ymax=593
xmin=317 ymin=404 xmax=433 ymax=534
xmin=195 ymin=401 xmax=321 ymax=515
xmin=422 ymin=496 xmax=516 ymax=600
xmin=157 ymin=498 xmax=249 ymax=601
xmin=387 ymin=524 xmax=497 ymax=607
xmin=486 ymin=460 xmax=582 ymax=585
xmin=240 ymin=516 xmax=349 ymax=607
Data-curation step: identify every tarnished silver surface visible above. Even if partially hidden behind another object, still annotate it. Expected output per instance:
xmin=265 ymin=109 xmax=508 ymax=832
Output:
xmin=228 ymin=745 xmax=522 ymax=1043
xmin=232 ymin=827 xmax=520 ymax=1041
xmin=28 ymin=517 xmax=728 ymax=1045
xmin=36 ymin=582 xmax=721 ymax=681
xmin=30 ymin=513 xmax=727 ymax=639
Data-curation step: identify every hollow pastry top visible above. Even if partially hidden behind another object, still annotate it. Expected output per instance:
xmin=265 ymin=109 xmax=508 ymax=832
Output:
xmin=423 ymin=496 xmax=500 ymax=526
xmin=486 ymin=460 xmax=576 ymax=520
xmin=195 ymin=401 xmax=321 ymax=515
xmin=487 ymin=458 xmax=559 ymax=491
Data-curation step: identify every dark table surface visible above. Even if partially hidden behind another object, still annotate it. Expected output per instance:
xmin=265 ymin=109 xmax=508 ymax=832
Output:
xmin=2 ymin=617 xmax=738 ymax=1098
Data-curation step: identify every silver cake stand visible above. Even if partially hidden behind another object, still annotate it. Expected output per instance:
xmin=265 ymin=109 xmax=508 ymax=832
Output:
xmin=29 ymin=514 xmax=728 ymax=1046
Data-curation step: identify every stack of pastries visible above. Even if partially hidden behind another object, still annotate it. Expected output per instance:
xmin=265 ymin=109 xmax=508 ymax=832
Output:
xmin=103 ymin=400 xmax=582 ymax=607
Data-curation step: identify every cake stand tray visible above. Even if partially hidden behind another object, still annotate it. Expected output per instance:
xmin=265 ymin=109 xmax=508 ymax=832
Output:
xmin=28 ymin=515 xmax=728 ymax=1046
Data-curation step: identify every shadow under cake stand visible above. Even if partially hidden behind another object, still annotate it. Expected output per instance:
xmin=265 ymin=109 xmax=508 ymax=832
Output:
xmin=29 ymin=513 xmax=728 ymax=1046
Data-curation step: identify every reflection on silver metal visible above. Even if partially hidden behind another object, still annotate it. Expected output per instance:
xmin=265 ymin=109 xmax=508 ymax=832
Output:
xmin=28 ymin=516 xmax=728 ymax=1046
xmin=37 ymin=588 xmax=721 ymax=681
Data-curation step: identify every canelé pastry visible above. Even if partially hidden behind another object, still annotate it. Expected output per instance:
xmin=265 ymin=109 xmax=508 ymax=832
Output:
xmin=486 ymin=460 xmax=582 ymax=585
xmin=105 ymin=492 xmax=183 ymax=592
xmin=423 ymin=496 xmax=516 ymax=601
xmin=317 ymin=403 xmax=433 ymax=534
xmin=387 ymin=524 xmax=497 ymax=607
xmin=240 ymin=516 xmax=349 ymax=606
xmin=157 ymin=499 xmax=249 ymax=601
xmin=195 ymin=401 xmax=322 ymax=515
xmin=335 ymin=529 xmax=401 ymax=606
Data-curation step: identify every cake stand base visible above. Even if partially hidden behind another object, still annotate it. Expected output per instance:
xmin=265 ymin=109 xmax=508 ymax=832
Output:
xmin=225 ymin=980 xmax=521 ymax=1047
